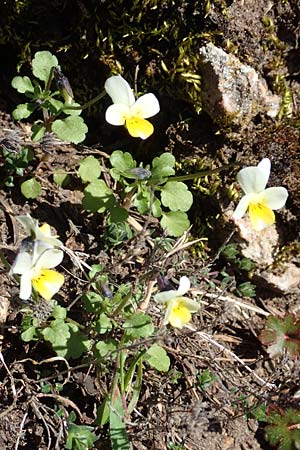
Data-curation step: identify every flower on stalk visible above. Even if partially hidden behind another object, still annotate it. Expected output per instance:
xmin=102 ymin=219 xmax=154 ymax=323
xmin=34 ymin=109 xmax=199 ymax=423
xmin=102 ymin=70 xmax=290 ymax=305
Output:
xmin=104 ymin=75 xmax=160 ymax=140
xmin=16 ymin=214 xmax=63 ymax=248
xmin=11 ymin=239 xmax=64 ymax=301
xmin=232 ymin=158 xmax=288 ymax=231
xmin=154 ymin=276 xmax=199 ymax=329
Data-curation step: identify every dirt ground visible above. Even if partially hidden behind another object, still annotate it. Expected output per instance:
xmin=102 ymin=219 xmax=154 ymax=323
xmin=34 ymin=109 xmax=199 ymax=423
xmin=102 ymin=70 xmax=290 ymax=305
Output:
xmin=1 ymin=1 xmax=300 ymax=449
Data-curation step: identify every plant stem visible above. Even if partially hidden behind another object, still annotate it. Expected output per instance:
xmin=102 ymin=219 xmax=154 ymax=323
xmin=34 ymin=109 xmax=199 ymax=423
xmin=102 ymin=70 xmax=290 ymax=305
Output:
xmin=167 ymin=162 xmax=240 ymax=183
xmin=61 ymin=90 xmax=107 ymax=112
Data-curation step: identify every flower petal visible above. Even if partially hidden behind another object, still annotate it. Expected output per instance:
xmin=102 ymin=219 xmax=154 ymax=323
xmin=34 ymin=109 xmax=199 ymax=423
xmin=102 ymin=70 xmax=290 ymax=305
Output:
xmin=257 ymin=158 xmax=271 ymax=187
xmin=237 ymin=158 xmax=270 ymax=194
xmin=178 ymin=297 xmax=200 ymax=313
xmin=33 ymin=242 xmax=64 ymax=269
xmin=104 ymin=75 xmax=135 ymax=106
xmin=19 ymin=271 xmax=33 ymax=300
xmin=154 ymin=290 xmax=178 ymax=303
xmin=130 ymin=93 xmax=160 ymax=119
xmin=177 ymin=276 xmax=191 ymax=296
xmin=105 ymin=104 xmax=130 ymax=126
xmin=32 ymin=269 xmax=64 ymax=301
xmin=249 ymin=202 xmax=275 ymax=231
xmin=10 ymin=239 xmax=35 ymax=275
xmin=168 ymin=302 xmax=192 ymax=328
xmin=126 ymin=117 xmax=154 ymax=139
xmin=232 ymin=194 xmax=252 ymax=220
xmin=262 ymin=187 xmax=288 ymax=210
xmin=16 ymin=214 xmax=38 ymax=236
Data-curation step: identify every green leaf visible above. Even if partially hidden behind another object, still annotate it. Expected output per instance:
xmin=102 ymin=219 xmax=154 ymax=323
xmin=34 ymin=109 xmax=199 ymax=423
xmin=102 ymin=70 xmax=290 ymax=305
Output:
xmin=52 ymin=116 xmax=88 ymax=144
xmin=63 ymin=102 xmax=82 ymax=116
xmin=66 ymin=424 xmax=98 ymax=450
xmin=21 ymin=326 xmax=39 ymax=342
xmin=161 ymin=211 xmax=190 ymax=236
xmin=32 ymin=50 xmax=58 ymax=82
xmin=82 ymin=179 xmax=115 ymax=213
xmin=110 ymin=150 xmax=136 ymax=171
xmin=11 ymin=76 xmax=34 ymax=94
xmin=53 ymin=172 xmax=71 ymax=187
xmin=62 ymin=323 xmax=90 ymax=359
xmin=110 ymin=386 xmax=131 ymax=450
xmin=259 ymin=315 xmax=300 ymax=358
xmin=47 ymin=98 xmax=64 ymax=114
xmin=161 ymin=181 xmax=193 ymax=212
xmin=95 ymin=339 xmax=117 ymax=358
xmin=31 ymin=123 xmax=46 ymax=141
xmin=82 ymin=291 xmax=103 ymax=314
xmin=145 ymin=344 xmax=170 ymax=372
xmin=42 ymin=319 xmax=70 ymax=348
xmin=52 ymin=305 xmax=67 ymax=320
xmin=94 ymin=313 xmax=113 ymax=334
xmin=151 ymin=152 xmax=176 ymax=179
xmin=12 ymin=103 xmax=36 ymax=120
xmin=79 ymin=156 xmax=101 ymax=183
xmin=264 ymin=408 xmax=300 ymax=450
xmin=123 ymin=312 xmax=154 ymax=339
xmin=21 ymin=178 xmax=42 ymax=199
xmin=109 ymin=206 xmax=129 ymax=223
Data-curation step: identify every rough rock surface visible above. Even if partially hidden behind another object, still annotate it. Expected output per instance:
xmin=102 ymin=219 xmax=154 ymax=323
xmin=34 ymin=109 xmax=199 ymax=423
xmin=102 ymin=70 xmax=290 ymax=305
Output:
xmin=199 ymin=43 xmax=281 ymax=126
xmin=232 ymin=214 xmax=300 ymax=294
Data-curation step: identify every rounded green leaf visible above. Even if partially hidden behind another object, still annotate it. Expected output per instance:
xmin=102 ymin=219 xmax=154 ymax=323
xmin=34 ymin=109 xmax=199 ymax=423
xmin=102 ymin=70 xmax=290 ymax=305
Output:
xmin=161 ymin=211 xmax=190 ymax=236
xmin=123 ymin=312 xmax=154 ymax=339
xmin=110 ymin=150 xmax=136 ymax=171
xmin=151 ymin=152 xmax=176 ymax=179
xmin=79 ymin=156 xmax=101 ymax=182
xmin=31 ymin=123 xmax=46 ymax=141
xmin=11 ymin=76 xmax=34 ymax=94
xmin=145 ymin=344 xmax=170 ymax=372
xmin=161 ymin=181 xmax=193 ymax=211
xmin=52 ymin=116 xmax=88 ymax=144
xmin=53 ymin=172 xmax=71 ymax=187
xmin=82 ymin=179 xmax=115 ymax=213
xmin=32 ymin=50 xmax=58 ymax=81
xmin=12 ymin=103 xmax=35 ymax=120
xmin=21 ymin=178 xmax=42 ymax=199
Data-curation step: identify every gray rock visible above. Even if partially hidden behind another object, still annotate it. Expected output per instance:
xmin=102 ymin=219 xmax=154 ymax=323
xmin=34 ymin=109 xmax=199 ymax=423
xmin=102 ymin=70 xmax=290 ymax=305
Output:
xmin=199 ymin=43 xmax=281 ymax=126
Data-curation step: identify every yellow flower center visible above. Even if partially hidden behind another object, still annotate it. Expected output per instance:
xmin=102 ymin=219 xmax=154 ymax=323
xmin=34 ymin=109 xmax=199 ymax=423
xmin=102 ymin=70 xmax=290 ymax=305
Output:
xmin=126 ymin=117 xmax=154 ymax=139
xmin=168 ymin=301 xmax=192 ymax=328
xmin=248 ymin=200 xmax=275 ymax=231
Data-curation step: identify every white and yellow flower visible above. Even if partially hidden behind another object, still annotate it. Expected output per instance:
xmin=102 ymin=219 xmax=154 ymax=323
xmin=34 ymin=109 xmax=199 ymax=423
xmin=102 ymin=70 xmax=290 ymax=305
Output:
xmin=11 ymin=239 xmax=64 ymax=301
xmin=232 ymin=158 xmax=288 ymax=231
xmin=16 ymin=214 xmax=63 ymax=248
xmin=154 ymin=276 xmax=199 ymax=329
xmin=104 ymin=75 xmax=160 ymax=140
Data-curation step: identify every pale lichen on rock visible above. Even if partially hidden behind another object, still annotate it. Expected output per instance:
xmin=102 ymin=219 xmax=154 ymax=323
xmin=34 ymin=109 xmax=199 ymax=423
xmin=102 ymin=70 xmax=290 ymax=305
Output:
xmin=199 ymin=43 xmax=281 ymax=126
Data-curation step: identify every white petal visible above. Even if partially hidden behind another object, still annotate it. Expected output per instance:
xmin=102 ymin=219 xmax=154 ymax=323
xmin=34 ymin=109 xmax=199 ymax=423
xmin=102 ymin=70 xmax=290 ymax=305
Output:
xmin=19 ymin=271 xmax=33 ymax=300
xmin=163 ymin=299 xmax=176 ymax=325
xmin=16 ymin=214 xmax=38 ymax=236
xmin=154 ymin=290 xmax=177 ymax=303
xmin=105 ymin=104 xmax=130 ymax=126
xmin=232 ymin=194 xmax=252 ymax=220
xmin=257 ymin=158 xmax=271 ymax=186
xmin=130 ymin=93 xmax=160 ymax=119
xmin=177 ymin=276 xmax=191 ymax=296
xmin=104 ymin=75 xmax=135 ymax=106
xmin=237 ymin=159 xmax=270 ymax=194
xmin=33 ymin=241 xmax=64 ymax=269
xmin=179 ymin=297 xmax=200 ymax=313
xmin=263 ymin=187 xmax=288 ymax=210
xmin=10 ymin=239 xmax=35 ymax=275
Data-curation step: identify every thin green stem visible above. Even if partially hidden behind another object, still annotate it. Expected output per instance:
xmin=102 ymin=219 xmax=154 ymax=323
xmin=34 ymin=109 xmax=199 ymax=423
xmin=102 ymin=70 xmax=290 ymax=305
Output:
xmin=149 ymin=162 xmax=240 ymax=185
xmin=0 ymin=249 xmax=10 ymax=271
xmin=61 ymin=89 xmax=107 ymax=112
